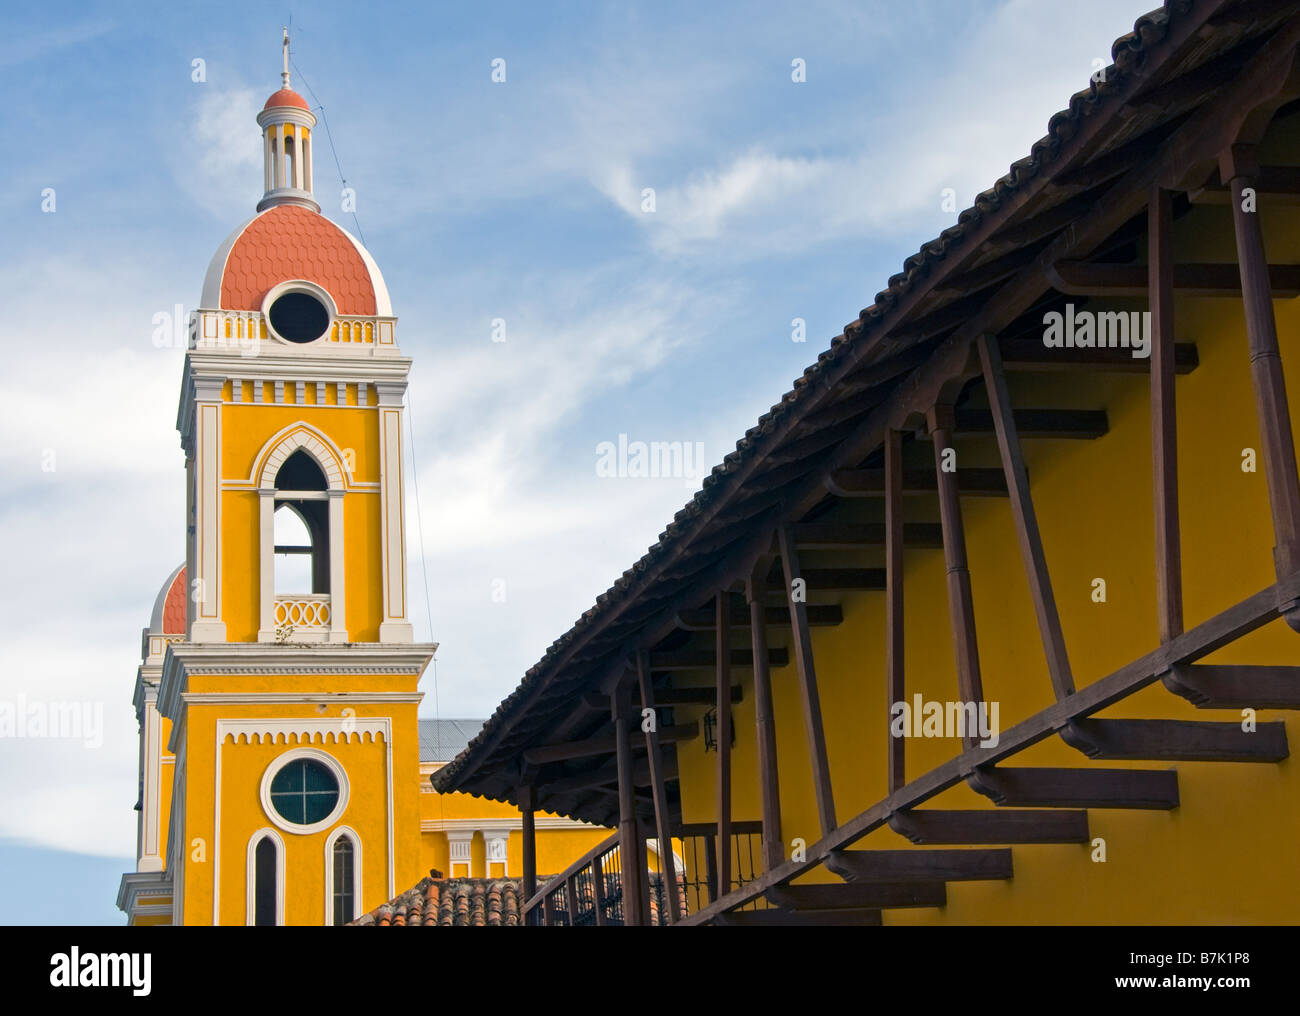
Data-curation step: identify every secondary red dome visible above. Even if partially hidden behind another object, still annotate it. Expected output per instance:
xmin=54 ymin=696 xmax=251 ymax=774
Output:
xmin=264 ymin=87 xmax=310 ymax=111
xmin=219 ymin=205 xmax=377 ymax=315
xmin=161 ymin=566 xmax=187 ymax=635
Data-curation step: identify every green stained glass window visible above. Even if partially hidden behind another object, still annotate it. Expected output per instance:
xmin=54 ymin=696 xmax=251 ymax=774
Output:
xmin=269 ymin=758 xmax=339 ymax=826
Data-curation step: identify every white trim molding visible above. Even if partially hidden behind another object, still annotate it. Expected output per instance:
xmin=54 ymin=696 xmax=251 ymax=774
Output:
xmin=223 ymin=717 xmax=389 ymax=746
xmin=246 ymin=827 xmax=286 ymax=926
xmin=324 ymin=825 xmax=363 ymax=926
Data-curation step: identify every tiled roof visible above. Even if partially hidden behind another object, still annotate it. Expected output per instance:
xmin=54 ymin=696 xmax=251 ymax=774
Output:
xmin=351 ymin=873 xmax=523 ymax=927
xmin=432 ymin=1 xmax=1287 ymax=817
xmin=264 ymin=87 xmax=310 ymax=111
xmin=219 ymin=205 xmax=377 ymax=314
xmin=418 ymin=718 xmax=486 ymax=763
xmin=161 ymin=566 xmax=186 ymax=635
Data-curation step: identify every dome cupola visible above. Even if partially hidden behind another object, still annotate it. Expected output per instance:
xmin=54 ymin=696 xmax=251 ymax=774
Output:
xmin=256 ymin=29 xmax=318 ymax=213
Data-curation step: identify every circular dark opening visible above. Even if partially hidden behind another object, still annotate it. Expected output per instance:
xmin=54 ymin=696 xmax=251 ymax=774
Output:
xmin=269 ymin=758 xmax=339 ymax=825
xmin=269 ymin=291 xmax=329 ymax=343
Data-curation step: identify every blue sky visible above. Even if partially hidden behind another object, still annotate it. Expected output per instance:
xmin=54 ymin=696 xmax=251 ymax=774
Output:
xmin=0 ymin=0 xmax=1152 ymax=923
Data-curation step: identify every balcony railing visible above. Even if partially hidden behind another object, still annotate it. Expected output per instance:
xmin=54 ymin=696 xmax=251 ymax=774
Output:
xmin=523 ymin=822 xmax=765 ymax=926
xmin=273 ymin=594 xmax=331 ymax=630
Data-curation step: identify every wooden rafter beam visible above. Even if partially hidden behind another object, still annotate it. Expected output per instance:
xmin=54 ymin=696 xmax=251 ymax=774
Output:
xmin=1190 ymin=163 xmax=1300 ymax=203
xmin=1000 ymin=337 xmax=1199 ymax=373
xmin=788 ymin=522 xmax=944 ymax=550
xmin=582 ymin=686 xmax=742 ymax=709
xmin=766 ymin=882 xmax=946 ymax=911
xmin=967 ymin=766 xmax=1179 ymax=809
xmin=889 ymin=809 xmax=1089 ymax=845
xmin=778 ymin=525 xmax=838 ymax=835
xmin=1048 ymin=259 xmax=1300 ymax=295
xmin=828 ymin=467 xmax=1009 ymax=498
xmin=913 ymin=408 xmax=1110 ymax=440
xmin=522 ymin=721 xmax=699 ymax=767
xmin=1163 ymin=663 xmax=1300 ymax=708
xmin=1062 ymin=717 xmax=1289 ymax=762
xmin=675 ymin=604 xmax=842 ymax=629
xmin=764 ymin=567 xmax=886 ymax=593
xmin=826 ymin=847 xmax=1013 ymax=883
xmin=648 ymin=648 xmax=788 ymax=671
xmin=538 ymin=753 xmax=679 ymax=797
xmin=978 ymin=333 xmax=1075 ymax=701
xmin=714 ymin=908 xmax=882 ymax=927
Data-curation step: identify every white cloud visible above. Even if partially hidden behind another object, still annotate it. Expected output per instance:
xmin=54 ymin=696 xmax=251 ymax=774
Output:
xmin=173 ymin=85 xmax=263 ymax=220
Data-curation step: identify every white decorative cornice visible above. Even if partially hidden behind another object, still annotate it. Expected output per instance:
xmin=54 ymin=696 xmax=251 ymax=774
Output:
xmin=158 ymin=642 xmax=437 ymax=721
xmin=218 ymin=716 xmax=389 ymax=745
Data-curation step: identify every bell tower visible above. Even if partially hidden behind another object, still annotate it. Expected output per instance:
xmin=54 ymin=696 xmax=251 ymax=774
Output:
xmin=139 ymin=33 xmax=435 ymax=925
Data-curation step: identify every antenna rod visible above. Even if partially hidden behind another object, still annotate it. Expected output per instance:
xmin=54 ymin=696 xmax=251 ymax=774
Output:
xmin=281 ymin=27 xmax=291 ymax=88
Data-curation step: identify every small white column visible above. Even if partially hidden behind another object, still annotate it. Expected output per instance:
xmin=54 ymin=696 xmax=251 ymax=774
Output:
xmin=257 ymin=489 xmax=276 ymax=642
xmin=327 ymin=490 xmax=347 ymax=643
xmin=447 ymin=831 xmax=474 ymax=878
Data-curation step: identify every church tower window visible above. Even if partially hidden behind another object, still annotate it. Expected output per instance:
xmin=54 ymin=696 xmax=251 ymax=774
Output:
xmin=331 ymin=836 xmax=355 ymax=926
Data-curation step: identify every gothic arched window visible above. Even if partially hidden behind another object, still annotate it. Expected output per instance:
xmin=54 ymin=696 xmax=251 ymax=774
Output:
xmin=273 ymin=450 xmax=329 ymax=595
xmin=331 ymin=836 xmax=355 ymax=926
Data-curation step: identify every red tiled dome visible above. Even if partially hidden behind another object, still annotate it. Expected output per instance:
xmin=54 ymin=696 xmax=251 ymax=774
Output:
xmin=264 ymin=87 xmax=310 ymax=111
xmin=219 ymin=205 xmax=377 ymax=315
xmin=161 ymin=566 xmax=187 ymax=635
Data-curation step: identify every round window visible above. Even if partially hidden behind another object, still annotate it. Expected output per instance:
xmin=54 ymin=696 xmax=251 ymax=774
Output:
xmin=268 ymin=290 xmax=330 ymax=343
xmin=268 ymin=757 xmax=340 ymax=826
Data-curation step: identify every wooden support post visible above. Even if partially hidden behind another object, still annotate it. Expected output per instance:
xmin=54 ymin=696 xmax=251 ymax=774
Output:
xmin=1149 ymin=185 xmax=1184 ymax=642
xmin=565 ymin=874 xmax=581 ymax=926
xmin=976 ymin=336 xmax=1076 ymax=700
xmin=777 ymin=525 xmax=838 ymax=835
xmin=519 ymin=784 xmax=538 ymax=924
xmin=590 ymin=856 xmax=607 ymax=926
xmin=636 ymin=649 xmax=681 ymax=923
xmin=611 ymin=678 xmax=646 ymax=926
xmin=745 ymin=569 xmax=784 ymax=872
xmin=927 ymin=403 xmax=985 ymax=743
xmin=1223 ymin=143 xmax=1300 ymax=623
xmin=885 ymin=428 xmax=906 ymax=791
xmin=703 ymin=834 xmax=719 ymax=904
xmin=636 ymin=818 xmax=652 ymax=925
xmin=714 ymin=591 xmax=733 ymax=895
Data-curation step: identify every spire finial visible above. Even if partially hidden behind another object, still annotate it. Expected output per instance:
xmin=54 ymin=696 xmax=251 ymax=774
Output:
xmin=281 ymin=27 xmax=291 ymax=89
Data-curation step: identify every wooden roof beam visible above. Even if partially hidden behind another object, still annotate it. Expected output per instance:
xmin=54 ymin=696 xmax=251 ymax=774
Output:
xmin=1190 ymin=163 xmax=1300 ymax=203
xmin=1163 ymin=663 xmax=1300 ymax=708
xmin=1061 ymin=717 xmax=1289 ymax=761
xmin=675 ymin=603 xmax=842 ymax=630
xmin=765 ymin=882 xmax=947 ymax=911
xmin=825 ymin=847 xmax=1013 ymax=883
xmin=581 ymin=685 xmax=743 ymax=709
xmin=827 ymin=467 xmax=1009 ymax=497
xmin=912 ymin=407 xmax=1110 ymax=440
xmin=787 ymin=522 xmax=944 ymax=550
xmin=1048 ymin=259 xmax=1300 ymax=295
xmin=1000 ymin=338 xmax=1199 ymax=373
xmin=889 ymin=809 xmax=1090 ymax=844
xmin=967 ymin=766 xmax=1179 ymax=809
xmin=522 ymin=721 xmax=698 ymax=767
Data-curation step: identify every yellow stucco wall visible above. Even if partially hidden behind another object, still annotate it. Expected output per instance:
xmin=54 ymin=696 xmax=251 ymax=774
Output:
xmin=673 ymin=119 xmax=1300 ymax=924
xmin=174 ymin=694 xmax=423 ymax=926
xmin=416 ymin=776 xmax=611 ymax=880
xmin=218 ymin=398 xmax=383 ymax=643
